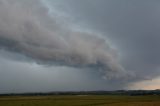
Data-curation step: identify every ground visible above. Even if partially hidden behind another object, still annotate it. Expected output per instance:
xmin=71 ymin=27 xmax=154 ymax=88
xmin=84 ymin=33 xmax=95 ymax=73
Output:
xmin=0 ymin=95 xmax=160 ymax=106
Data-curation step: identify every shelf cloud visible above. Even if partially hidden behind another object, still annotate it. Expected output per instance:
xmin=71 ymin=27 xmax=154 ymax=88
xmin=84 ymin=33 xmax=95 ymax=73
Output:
xmin=0 ymin=0 xmax=132 ymax=79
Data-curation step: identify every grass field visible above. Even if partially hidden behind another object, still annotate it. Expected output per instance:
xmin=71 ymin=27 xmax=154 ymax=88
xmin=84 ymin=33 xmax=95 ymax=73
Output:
xmin=0 ymin=95 xmax=160 ymax=106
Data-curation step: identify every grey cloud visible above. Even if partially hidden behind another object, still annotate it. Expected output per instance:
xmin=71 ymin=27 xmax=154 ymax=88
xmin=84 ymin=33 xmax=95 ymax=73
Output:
xmin=49 ymin=0 xmax=160 ymax=82
xmin=0 ymin=50 xmax=106 ymax=93
xmin=0 ymin=0 xmax=131 ymax=79
xmin=0 ymin=50 xmax=126 ymax=92
xmin=2 ymin=0 xmax=159 ymax=91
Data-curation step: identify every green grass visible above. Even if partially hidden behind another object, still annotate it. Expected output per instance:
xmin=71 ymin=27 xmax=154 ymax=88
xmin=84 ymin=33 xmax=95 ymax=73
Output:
xmin=0 ymin=95 xmax=160 ymax=106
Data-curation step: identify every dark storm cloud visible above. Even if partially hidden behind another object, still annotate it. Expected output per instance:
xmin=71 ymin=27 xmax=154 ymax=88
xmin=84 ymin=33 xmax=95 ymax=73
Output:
xmin=1 ymin=0 xmax=160 ymax=91
xmin=0 ymin=49 xmax=127 ymax=92
xmin=0 ymin=0 xmax=132 ymax=79
xmin=0 ymin=50 xmax=110 ymax=93
xmin=49 ymin=0 xmax=160 ymax=81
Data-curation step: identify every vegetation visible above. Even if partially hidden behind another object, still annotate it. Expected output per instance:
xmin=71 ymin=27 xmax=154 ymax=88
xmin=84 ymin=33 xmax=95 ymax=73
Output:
xmin=1 ymin=90 xmax=160 ymax=96
xmin=0 ymin=95 xmax=160 ymax=106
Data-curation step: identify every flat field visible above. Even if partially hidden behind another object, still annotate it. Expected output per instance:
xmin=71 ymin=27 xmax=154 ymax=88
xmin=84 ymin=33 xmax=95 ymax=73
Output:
xmin=0 ymin=95 xmax=160 ymax=106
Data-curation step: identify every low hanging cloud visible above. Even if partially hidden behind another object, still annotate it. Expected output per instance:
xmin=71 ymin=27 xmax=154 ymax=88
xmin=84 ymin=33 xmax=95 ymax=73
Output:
xmin=0 ymin=0 xmax=132 ymax=79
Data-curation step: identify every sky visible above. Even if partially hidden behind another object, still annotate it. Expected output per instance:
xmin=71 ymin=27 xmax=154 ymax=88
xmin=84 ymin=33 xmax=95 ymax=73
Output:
xmin=0 ymin=0 xmax=160 ymax=93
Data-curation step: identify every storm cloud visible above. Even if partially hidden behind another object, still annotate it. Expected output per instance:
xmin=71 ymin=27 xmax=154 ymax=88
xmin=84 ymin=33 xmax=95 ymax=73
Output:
xmin=0 ymin=0 xmax=131 ymax=79
xmin=0 ymin=0 xmax=160 ymax=92
xmin=47 ymin=0 xmax=160 ymax=81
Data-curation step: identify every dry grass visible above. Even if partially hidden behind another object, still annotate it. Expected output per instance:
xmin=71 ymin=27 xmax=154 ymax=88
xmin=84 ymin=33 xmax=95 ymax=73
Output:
xmin=0 ymin=95 xmax=160 ymax=106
